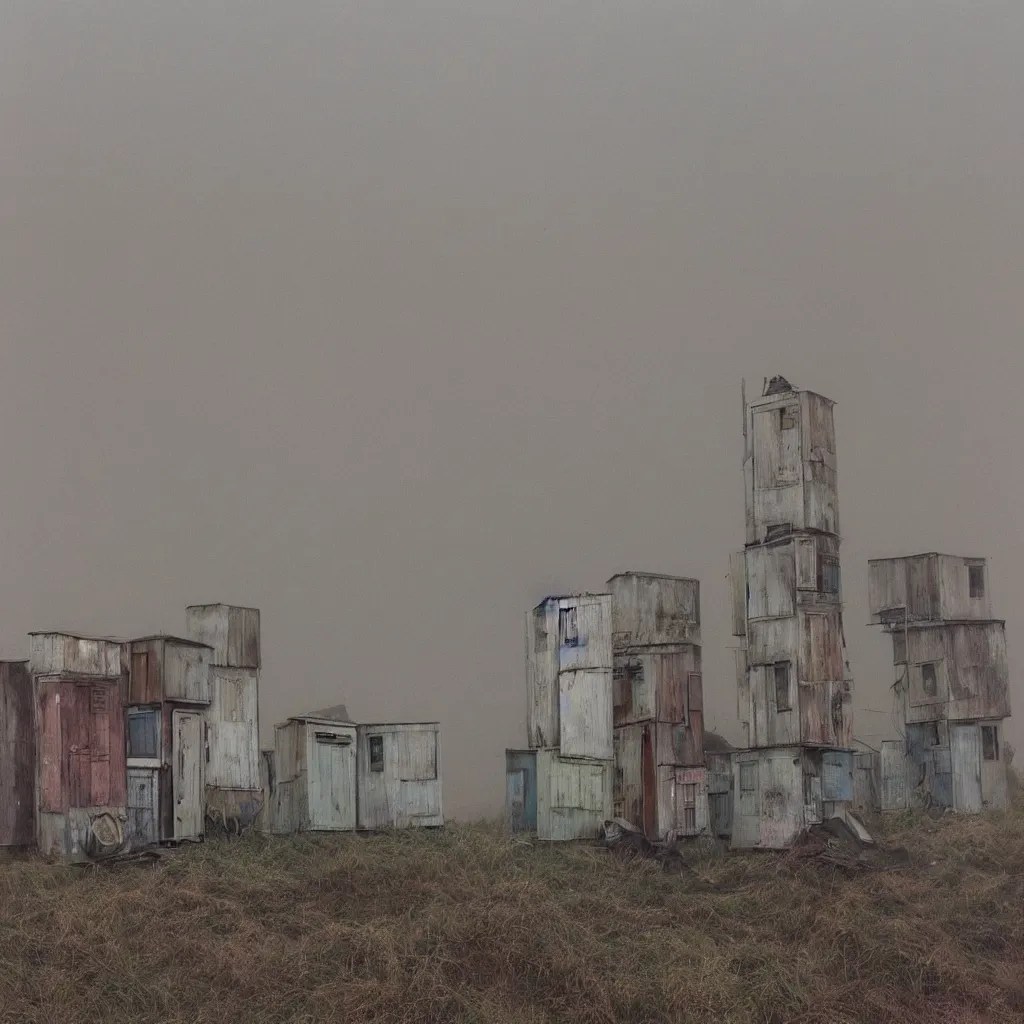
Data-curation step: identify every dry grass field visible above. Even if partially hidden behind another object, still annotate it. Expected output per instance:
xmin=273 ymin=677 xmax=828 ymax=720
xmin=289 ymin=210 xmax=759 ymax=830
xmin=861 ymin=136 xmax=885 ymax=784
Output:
xmin=1 ymin=805 xmax=1023 ymax=1024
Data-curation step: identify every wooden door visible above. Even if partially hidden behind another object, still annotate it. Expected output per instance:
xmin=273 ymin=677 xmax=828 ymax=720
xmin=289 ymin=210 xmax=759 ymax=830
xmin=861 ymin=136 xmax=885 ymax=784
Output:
xmin=309 ymin=731 xmax=356 ymax=831
xmin=951 ymin=724 xmax=983 ymax=813
xmin=173 ymin=710 xmax=205 ymax=839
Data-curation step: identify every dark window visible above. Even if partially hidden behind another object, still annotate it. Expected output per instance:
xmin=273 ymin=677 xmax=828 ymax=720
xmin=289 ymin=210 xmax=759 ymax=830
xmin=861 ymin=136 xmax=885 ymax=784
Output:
xmin=774 ymin=662 xmax=792 ymax=712
xmin=126 ymin=707 xmax=160 ymax=759
xmin=780 ymin=407 xmax=797 ymax=430
xmin=920 ymin=663 xmax=938 ymax=699
xmin=923 ymin=722 xmax=940 ymax=747
xmin=969 ymin=565 xmax=985 ymax=600
xmin=559 ymin=607 xmax=579 ymax=647
xmin=982 ymin=725 xmax=999 ymax=762
xmin=818 ymin=554 xmax=841 ymax=595
xmin=739 ymin=762 xmax=756 ymax=792
xmin=369 ymin=735 xmax=384 ymax=772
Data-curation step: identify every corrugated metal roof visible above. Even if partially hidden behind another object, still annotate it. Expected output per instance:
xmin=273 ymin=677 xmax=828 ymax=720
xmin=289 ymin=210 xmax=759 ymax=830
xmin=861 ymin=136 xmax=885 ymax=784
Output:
xmin=703 ymin=731 xmax=735 ymax=754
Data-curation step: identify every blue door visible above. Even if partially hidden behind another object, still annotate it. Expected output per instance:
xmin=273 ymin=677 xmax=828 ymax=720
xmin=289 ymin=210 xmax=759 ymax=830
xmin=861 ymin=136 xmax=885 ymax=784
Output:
xmin=505 ymin=750 xmax=537 ymax=831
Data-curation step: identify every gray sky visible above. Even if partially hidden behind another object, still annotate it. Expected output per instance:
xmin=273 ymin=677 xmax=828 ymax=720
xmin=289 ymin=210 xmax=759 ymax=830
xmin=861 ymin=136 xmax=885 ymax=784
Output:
xmin=2 ymin=1 xmax=1022 ymax=817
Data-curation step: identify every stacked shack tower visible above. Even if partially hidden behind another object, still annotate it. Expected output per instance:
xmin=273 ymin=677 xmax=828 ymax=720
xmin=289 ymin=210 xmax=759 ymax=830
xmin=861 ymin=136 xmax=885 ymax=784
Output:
xmin=185 ymin=604 xmax=262 ymax=832
xmin=506 ymin=593 xmax=614 ymax=840
xmin=868 ymin=554 xmax=1011 ymax=813
xmin=607 ymin=572 xmax=708 ymax=839
xmin=728 ymin=376 xmax=856 ymax=849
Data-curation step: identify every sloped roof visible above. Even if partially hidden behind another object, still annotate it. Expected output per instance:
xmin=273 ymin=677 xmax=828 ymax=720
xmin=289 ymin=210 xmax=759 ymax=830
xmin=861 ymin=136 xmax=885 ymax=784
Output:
xmin=296 ymin=704 xmax=354 ymax=724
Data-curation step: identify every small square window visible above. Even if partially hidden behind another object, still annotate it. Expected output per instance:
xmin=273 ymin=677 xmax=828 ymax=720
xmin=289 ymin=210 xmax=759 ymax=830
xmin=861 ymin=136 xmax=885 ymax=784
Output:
xmin=774 ymin=662 xmax=792 ymax=712
xmin=559 ymin=607 xmax=579 ymax=648
xmin=969 ymin=565 xmax=985 ymax=600
xmin=982 ymin=725 xmax=999 ymax=762
xmin=923 ymin=722 xmax=940 ymax=747
xmin=369 ymin=735 xmax=384 ymax=772
xmin=739 ymin=762 xmax=756 ymax=792
xmin=920 ymin=663 xmax=938 ymax=699
xmin=780 ymin=407 xmax=797 ymax=431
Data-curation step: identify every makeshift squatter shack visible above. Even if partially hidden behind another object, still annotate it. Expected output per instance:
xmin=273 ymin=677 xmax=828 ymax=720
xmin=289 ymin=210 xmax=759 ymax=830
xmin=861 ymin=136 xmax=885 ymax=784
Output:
xmin=270 ymin=705 xmax=357 ymax=833
xmin=122 ymin=635 xmax=213 ymax=847
xmin=607 ymin=572 xmax=708 ymax=840
xmin=507 ymin=593 xmax=614 ymax=840
xmin=868 ymin=554 xmax=1012 ymax=813
xmin=185 ymin=604 xmax=262 ymax=832
xmin=30 ymin=632 xmax=128 ymax=861
xmin=357 ymin=722 xmax=443 ymax=829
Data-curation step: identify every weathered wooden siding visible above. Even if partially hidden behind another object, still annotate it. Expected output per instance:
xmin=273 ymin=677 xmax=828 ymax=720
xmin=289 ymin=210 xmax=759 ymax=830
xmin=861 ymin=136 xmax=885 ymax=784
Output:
xmin=656 ymin=765 xmax=709 ymax=838
xmin=730 ymin=747 xmax=806 ymax=850
xmin=30 ymin=634 xmax=122 ymax=679
xmin=559 ymin=669 xmax=613 ymax=760
xmin=163 ymin=641 xmax=213 ymax=704
xmin=607 ymin=573 xmax=700 ymax=649
xmin=937 ymin=556 xmax=992 ymax=621
xmin=534 ymin=748 xmax=612 ymax=842
xmin=869 ymin=554 xmax=992 ymax=625
xmin=35 ymin=676 xmax=128 ymax=859
xmin=126 ymin=767 xmax=159 ymax=848
xmin=185 ymin=605 xmax=260 ymax=669
xmin=880 ymin=740 xmax=909 ymax=811
xmin=950 ymin=723 xmax=983 ymax=813
xmin=0 ymin=663 xmax=34 ymax=847
xmin=271 ymin=719 xmax=307 ymax=833
xmin=205 ymin=666 xmax=260 ymax=828
xmin=525 ymin=601 xmax=559 ymax=749
xmin=729 ymin=552 xmax=747 ymax=637
xmin=612 ymin=647 xmax=701 ymax=726
xmin=706 ymin=752 xmax=733 ymax=839
xmin=257 ymin=749 xmax=277 ymax=833
xmin=306 ymin=722 xmax=357 ymax=831
xmin=357 ymin=723 xmax=443 ymax=829
xmin=746 ymin=389 xmax=838 ymax=544
xmin=505 ymin=749 xmax=538 ymax=832
xmin=979 ymin=721 xmax=1009 ymax=811
xmin=172 ymin=708 xmax=205 ymax=839
xmin=852 ymin=749 xmax=879 ymax=816
xmin=527 ymin=594 xmax=613 ymax=754
xmin=895 ymin=622 xmax=1010 ymax=723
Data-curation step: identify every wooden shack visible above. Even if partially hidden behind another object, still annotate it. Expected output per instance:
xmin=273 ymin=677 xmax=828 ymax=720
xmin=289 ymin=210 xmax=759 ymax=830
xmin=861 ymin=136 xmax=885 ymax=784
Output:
xmin=868 ymin=554 xmax=1011 ymax=815
xmin=123 ymin=635 xmax=213 ymax=847
xmin=356 ymin=722 xmax=443 ymax=829
xmin=730 ymin=745 xmax=855 ymax=850
xmin=185 ymin=604 xmax=262 ymax=832
xmin=506 ymin=747 xmax=613 ymax=841
xmin=742 ymin=382 xmax=838 ymax=546
xmin=271 ymin=705 xmax=357 ymax=833
xmin=868 ymin=553 xmax=992 ymax=626
xmin=526 ymin=593 xmax=613 ymax=759
xmin=0 ymin=662 xmax=34 ymax=847
xmin=29 ymin=632 xmax=128 ymax=861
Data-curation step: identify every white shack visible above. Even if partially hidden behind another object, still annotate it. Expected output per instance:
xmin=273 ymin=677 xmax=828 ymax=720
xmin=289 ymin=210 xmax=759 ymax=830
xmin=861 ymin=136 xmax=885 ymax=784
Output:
xmin=506 ymin=747 xmax=613 ymax=841
xmin=526 ymin=593 xmax=613 ymax=760
xmin=185 ymin=604 xmax=262 ymax=831
xmin=270 ymin=705 xmax=357 ymax=833
xmin=730 ymin=745 xmax=856 ymax=849
xmin=356 ymin=722 xmax=443 ymax=829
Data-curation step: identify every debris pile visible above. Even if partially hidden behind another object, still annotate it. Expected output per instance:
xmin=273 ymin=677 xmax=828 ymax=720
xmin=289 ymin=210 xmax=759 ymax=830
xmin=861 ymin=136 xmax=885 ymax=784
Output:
xmin=780 ymin=817 xmax=909 ymax=874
